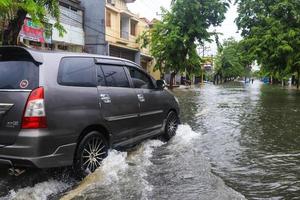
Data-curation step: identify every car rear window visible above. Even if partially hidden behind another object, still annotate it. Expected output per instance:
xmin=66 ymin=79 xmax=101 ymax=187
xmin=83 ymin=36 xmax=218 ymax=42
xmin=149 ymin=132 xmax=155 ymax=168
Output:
xmin=0 ymin=61 xmax=39 ymax=90
xmin=58 ymin=57 xmax=96 ymax=87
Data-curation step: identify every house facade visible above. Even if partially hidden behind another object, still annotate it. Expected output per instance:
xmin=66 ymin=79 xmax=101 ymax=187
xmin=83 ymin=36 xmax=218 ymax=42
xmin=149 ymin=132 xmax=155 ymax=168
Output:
xmin=104 ymin=0 xmax=160 ymax=79
xmin=51 ymin=0 xmax=85 ymax=52
xmin=105 ymin=0 xmax=139 ymax=63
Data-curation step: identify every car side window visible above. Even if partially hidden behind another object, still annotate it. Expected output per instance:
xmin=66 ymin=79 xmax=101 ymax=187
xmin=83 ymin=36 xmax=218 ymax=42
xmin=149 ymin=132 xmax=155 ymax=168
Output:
xmin=97 ymin=66 xmax=106 ymax=86
xmin=127 ymin=67 xmax=154 ymax=89
xmin=58 ymin=57 xmax=96 ymax=87
xmin=101 ymin=65 xmax=130 ymax=88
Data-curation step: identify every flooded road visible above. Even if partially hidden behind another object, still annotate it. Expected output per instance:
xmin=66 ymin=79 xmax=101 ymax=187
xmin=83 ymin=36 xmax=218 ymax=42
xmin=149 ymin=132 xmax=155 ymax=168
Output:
xmin=175 ymin=81 xmax=300 ymax=199
xmin=1 ymin=81 xmax=300 ymax=199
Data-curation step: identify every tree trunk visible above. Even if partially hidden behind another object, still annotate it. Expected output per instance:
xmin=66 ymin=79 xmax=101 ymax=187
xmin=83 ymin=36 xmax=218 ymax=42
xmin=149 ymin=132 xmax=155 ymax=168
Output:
xmin=297 ymin=69 xmax=300 ymax=89
xmin=270 ymin=75 xmax=273 ymax=85
xmin=201 ymin=70 xmax=204 ymax=85
xmin=2 ymin=9 xmax=27 ymax=45
xmin=169 ymin=72 xmax=176 ymax=90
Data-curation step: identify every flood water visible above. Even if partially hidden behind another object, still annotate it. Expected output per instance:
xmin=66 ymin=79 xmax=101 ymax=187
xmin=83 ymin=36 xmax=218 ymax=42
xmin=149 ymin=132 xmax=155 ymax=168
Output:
xmin=1 ymin=81 xmax=300 ymax=200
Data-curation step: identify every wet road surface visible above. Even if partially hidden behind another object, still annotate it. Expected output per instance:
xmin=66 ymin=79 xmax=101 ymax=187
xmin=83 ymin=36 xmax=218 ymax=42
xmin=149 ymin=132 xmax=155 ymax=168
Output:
xmin=1 ymin=81 xmax=300 ymax=199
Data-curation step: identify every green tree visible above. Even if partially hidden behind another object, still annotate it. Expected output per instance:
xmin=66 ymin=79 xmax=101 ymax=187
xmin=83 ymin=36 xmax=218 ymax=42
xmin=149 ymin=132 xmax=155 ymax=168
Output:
xmin=139 ymin=0 xmax=229 ymax=88
xmin=235 ymin=0 xmax=300 ymax=88
xmin=0 ymin=0 xmax=65 ymax=45
xmin=214 ymin=38 xmax=248 ymax=82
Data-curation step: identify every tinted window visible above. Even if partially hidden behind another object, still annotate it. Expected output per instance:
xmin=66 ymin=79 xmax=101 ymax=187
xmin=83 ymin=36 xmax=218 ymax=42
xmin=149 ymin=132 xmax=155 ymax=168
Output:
xmin=58 ymin=58 xmax=96 ymax=87
xmin=101 ymin=65 xmax=129 ymax=88
xmin=97 ymin=66 xmax=106 ymax=86
xmin=0 ymin=61 xmax=39 ymax=89
xmin=127 ymin=67 xmax=154 ymax=89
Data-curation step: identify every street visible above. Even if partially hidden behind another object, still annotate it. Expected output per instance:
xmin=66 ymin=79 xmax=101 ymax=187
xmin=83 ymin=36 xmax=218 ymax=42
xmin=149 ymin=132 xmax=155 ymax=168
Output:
xmin=1 ymin=81 xmax=300 ymax=199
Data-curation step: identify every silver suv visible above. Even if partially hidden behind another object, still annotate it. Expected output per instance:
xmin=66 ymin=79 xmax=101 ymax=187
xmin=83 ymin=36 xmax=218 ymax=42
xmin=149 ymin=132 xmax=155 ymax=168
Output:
xmin=0 ymin=47 xmax=180 ymax=175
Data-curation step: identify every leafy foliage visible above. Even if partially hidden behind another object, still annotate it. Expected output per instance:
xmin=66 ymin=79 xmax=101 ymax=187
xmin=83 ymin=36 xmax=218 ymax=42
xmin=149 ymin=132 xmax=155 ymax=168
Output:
xmin=215 ymin=38 xmax=251 ymax=79
xmin=235 ymin=0 xmax=300 ymax=86
xmin=139 ymin=0 xmax=229 ymax=86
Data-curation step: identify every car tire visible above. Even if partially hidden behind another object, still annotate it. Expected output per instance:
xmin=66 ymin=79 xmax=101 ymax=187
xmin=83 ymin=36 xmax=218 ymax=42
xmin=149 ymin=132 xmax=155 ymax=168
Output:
xmin=74 ymin=131 xmax=108 ymax=177
xmin=163 ymin=111 xmax=179 ymax=140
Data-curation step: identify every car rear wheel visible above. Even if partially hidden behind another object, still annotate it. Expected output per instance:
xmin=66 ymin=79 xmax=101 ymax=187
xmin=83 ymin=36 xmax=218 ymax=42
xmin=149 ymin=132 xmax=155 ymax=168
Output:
xmin=74 ymin=131 xmax=108 ymax=177
xmin=163 ymin=111 xmax=179 ymax=140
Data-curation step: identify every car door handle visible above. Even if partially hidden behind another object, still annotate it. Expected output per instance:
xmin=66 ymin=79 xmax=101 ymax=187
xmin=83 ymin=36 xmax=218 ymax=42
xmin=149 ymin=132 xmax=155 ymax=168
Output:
xmin=100 ymin=94 xmax=111 ymax=103
xmin=137 ymin=94 xmax=145 ymax=102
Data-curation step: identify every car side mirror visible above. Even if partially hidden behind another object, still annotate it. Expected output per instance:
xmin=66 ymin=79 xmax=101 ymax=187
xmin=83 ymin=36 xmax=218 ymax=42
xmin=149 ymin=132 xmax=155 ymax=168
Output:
xmin=156 ymin=80 xmax=166 ymax=90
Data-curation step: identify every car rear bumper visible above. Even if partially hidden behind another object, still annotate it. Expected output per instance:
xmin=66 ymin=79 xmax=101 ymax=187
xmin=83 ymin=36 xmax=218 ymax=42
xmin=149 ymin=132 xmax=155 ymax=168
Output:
xmin=0 ymin=129 xmax=77 ymax=168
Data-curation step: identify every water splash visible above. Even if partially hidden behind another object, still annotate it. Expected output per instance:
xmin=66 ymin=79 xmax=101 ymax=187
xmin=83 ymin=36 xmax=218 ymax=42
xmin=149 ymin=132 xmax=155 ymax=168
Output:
xmin=3 ymin=180 xmax=71 ymax=200
xmin=1 ymin=125 xmax=245 ymax=200
xmin=61 ymin=139 xmax=165 ymax=200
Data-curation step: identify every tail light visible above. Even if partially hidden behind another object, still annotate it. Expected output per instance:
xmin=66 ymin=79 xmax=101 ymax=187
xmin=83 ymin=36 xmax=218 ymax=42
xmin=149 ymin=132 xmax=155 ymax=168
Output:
xmin=21 ymin=87 xmax=47 ymax=129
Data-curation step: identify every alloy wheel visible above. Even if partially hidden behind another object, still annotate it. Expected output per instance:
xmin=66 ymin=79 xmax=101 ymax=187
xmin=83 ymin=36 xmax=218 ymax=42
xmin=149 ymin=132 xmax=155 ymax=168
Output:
xmin=166 ymin=112 xmax=179 ymax=137
xmin=81 ymin=136 xmax=107 ymax=173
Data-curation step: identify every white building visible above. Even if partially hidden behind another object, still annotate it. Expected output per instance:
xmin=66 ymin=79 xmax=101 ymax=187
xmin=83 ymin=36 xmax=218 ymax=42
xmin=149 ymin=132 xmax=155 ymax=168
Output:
xmin=51 ymin=0 xmax=84 ymax=52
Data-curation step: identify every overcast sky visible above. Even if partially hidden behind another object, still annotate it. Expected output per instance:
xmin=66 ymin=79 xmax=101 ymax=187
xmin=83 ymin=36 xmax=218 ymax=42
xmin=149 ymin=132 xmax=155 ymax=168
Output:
xmin=128 ymin=0 xmax=242 ymax=55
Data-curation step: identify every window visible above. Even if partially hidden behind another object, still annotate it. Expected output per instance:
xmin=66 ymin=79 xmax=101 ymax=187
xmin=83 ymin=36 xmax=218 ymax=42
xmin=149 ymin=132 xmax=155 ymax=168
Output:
xmin=0 ymin=61 xmax=39 ymax=89
xmin=127 ymin=67 xmax=154 ymax=89
xmin=106 ymin=11 xmax=111 ymax=27
xmin=97 ymin=66 xmax=106 ymax=86
xmin=130 ymin=20 xmax=137 ymax=36
xmin=58 ymin=58 xmax=96 ymax=87
xmin=107 ymin=0 xmax=116 ymax=5
xmin=101 ymin=65 xmax=129 ymax=88
xmin=59 ymin=2 xmax=70 ymax=9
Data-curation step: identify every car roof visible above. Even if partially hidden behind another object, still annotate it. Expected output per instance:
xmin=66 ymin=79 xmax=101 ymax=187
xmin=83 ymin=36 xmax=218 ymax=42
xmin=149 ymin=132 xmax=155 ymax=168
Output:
xmin=0 ymin=46 xmax=141 ymax=69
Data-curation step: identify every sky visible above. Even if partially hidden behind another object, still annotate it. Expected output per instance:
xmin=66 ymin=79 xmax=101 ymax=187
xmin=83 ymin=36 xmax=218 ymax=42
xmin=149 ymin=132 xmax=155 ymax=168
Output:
xmin=128 ymin=0 xmax=242 ymax=55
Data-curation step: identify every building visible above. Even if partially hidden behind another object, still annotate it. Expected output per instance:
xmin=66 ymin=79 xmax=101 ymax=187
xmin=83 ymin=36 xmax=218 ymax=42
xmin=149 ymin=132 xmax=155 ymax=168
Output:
xmin=51 ymin=0 xmax=85 ymax=52
xmin=19 ymin=0 xmax=84 ymax=52
xmin=105 ymin=0 xmax=140 ymax=63
xmin=104 ymin=0 xmax=161 ymax=79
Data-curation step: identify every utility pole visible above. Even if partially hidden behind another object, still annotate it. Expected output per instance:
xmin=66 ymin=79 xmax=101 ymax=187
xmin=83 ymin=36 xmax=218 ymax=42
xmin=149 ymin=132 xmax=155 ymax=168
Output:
xmin=198 ymin=44 xmax=211 ymax=85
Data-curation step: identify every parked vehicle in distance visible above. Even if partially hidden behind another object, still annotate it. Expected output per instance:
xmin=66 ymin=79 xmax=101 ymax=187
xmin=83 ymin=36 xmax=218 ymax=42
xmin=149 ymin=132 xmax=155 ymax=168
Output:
xmin=0 ymin=47 xmax=180 ymax=176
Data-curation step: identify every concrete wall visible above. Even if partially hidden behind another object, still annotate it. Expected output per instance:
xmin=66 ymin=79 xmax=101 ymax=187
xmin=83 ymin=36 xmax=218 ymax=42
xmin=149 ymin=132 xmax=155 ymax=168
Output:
xmin=81 ymin=0 xmax=107 ymax=55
